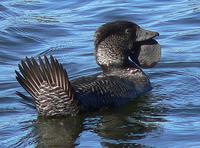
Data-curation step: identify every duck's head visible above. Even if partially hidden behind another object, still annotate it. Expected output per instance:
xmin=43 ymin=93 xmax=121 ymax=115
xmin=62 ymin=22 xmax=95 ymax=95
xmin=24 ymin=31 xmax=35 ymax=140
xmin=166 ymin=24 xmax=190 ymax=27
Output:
xmin=94 ymin=21 xmax=161 ymax=71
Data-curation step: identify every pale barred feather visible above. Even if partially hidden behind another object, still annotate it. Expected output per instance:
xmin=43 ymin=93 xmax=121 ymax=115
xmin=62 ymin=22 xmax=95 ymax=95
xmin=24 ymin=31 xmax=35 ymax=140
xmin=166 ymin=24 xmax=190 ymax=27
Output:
xmin=16 ymin=55 xmax=79 ymax=116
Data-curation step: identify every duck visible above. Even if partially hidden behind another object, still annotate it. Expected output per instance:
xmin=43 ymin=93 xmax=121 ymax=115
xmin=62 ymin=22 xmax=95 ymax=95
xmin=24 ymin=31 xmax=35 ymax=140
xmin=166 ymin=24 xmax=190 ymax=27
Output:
xmin=15 ymin=21 xmax=161 ymax=117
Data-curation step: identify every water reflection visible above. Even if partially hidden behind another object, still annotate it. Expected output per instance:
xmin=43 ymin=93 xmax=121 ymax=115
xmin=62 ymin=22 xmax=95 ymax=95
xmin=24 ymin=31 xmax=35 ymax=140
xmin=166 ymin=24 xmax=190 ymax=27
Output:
xmin=13 ymin=94 xmax=167 ymax=147
xmin=84 ymin=95 xmax=167 ymax=147
xmin=1 ymin=0 xmax=200 ymax=147
xmin=15 ymin=116 xmax=83 ymax=147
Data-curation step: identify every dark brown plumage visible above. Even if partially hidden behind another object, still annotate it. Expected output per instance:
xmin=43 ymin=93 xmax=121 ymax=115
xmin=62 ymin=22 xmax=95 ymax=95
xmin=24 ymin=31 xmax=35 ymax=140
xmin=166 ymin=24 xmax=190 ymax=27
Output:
xmin=16 ymin=56 xmax=79 ymax=116
xmin=15 ymin=21 xmax=161 ymax=117
xmin=95 ymin=20 xmax=159 ymax=72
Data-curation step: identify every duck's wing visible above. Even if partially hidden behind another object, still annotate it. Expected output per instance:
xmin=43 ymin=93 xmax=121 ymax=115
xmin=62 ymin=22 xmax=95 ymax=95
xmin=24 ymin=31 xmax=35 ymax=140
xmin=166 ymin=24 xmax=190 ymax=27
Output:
xmin=72 ymin=76 xmax=137 ymax=111
xmin=15 ymin=55 xmax=79 ymax=116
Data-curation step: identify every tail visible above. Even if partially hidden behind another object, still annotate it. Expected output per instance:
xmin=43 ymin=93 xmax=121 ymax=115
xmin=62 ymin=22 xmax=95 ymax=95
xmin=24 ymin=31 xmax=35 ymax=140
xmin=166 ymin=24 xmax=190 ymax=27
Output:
xmin=15 ymin=55 xmax=80 ymax=117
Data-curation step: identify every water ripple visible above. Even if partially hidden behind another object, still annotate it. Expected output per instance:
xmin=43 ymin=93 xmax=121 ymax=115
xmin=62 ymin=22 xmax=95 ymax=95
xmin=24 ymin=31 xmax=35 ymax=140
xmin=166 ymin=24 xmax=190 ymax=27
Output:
xmin=0 ymin=0 xmax=200 ymax=147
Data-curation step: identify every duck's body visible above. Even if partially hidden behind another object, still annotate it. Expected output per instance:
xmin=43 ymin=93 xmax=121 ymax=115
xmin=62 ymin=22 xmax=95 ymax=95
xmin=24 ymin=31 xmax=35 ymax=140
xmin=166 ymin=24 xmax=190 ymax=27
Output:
xmin=15 ymin=21 xmax=161 ymax=117
xmin=72 ymin=69 xmax=151 ymax=112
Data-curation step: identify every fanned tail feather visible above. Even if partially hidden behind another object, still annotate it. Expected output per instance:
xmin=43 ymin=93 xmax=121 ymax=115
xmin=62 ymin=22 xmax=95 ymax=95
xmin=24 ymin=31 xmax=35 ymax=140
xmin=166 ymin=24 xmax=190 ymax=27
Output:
xmin=16 ymin=55 xmax=79 ymax=116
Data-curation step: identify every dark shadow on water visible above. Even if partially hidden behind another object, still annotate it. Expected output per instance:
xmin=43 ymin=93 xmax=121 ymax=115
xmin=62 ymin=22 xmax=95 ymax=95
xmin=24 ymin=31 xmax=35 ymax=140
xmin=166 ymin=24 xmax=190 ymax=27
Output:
xmin=93 ymin=94 xmax=167 ymax=147
xmin=12 ymin=94 xmax=167 ymax=147
xmin=13 ymin=116 xmax=84 ymax=148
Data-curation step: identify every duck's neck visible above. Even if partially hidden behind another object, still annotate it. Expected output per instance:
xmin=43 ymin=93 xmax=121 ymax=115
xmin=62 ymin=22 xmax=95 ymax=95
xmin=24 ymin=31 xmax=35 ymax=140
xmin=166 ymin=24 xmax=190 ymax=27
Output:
xmin=95 ymin=35 xmax=133 ymax=69
xmin=100 ymin=61 xmax=152 ymax=95
xmin=100 ymin=60 xmax=140 ymax=74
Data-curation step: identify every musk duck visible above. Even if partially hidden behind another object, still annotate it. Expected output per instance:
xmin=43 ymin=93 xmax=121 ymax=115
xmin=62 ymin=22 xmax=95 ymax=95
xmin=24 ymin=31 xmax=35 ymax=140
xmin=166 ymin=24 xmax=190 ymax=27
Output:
xmin=15 ymin=21 xmax=161 ymax=117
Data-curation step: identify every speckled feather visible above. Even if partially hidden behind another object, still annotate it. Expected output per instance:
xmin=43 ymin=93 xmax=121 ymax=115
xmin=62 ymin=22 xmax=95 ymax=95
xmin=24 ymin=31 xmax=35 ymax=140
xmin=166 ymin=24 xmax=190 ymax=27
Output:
xmin=15 ymin=21 xmax=158 ymax=116
xmin=16 ymin=56 xmax=79 ymax=116
xmin=72 ymin=76 xmax=137 ymax=111
xmin=16 ymin=56 xmax=151 ymax=115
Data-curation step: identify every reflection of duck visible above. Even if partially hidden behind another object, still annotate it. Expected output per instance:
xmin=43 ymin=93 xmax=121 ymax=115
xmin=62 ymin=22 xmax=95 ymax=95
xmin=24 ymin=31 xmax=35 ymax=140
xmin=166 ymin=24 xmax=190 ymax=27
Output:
xmin=13 ymin=117 xmax=83 ymax=147
xmin=15 ymin=21 xmax=161 ymax=117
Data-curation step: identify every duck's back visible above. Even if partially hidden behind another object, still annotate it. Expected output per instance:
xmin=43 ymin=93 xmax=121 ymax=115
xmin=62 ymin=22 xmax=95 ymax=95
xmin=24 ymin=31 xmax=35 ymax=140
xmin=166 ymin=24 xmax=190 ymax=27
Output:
xmin=71 ymin=76 xmax=137 ymax=111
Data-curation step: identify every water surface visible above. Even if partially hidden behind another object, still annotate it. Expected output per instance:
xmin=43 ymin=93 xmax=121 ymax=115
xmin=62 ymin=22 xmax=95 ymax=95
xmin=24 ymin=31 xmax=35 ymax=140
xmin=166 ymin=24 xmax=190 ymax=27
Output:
xmin=0 ymin=0 xmax=200 ymax=147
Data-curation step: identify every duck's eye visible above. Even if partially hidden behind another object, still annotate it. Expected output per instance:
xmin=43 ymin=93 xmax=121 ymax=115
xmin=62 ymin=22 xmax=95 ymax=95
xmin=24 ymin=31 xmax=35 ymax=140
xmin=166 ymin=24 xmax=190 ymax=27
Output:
xmin=125 ymin=28 xmax=132 ymax=34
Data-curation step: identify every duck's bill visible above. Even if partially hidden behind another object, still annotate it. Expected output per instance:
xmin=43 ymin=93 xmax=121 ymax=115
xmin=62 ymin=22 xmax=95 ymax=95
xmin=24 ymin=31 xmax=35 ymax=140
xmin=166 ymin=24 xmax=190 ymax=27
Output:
xmin=136 ymin=28 xmax=159 ymax=42
xmin=130 ymin=39 xmax=161 ymax=68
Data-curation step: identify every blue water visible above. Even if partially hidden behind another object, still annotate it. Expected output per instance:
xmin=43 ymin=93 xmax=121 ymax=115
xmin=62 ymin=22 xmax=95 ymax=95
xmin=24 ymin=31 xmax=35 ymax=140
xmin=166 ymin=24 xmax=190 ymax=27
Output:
xmin=0 ymin=0 xmax=200 ymax=147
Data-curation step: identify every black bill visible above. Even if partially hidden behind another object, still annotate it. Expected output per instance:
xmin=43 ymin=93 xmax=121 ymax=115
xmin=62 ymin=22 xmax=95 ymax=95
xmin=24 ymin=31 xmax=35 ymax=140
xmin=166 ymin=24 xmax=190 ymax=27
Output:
xmin=135 ymin=28 xmax=159 ymax=42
